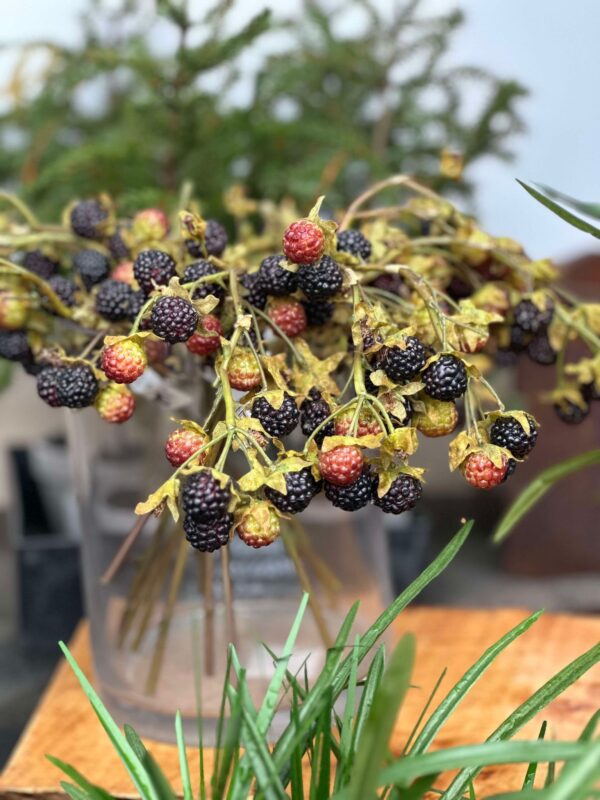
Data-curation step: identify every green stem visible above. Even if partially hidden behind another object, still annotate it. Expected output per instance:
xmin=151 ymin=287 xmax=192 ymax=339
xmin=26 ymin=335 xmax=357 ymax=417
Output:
xmin=477 ymin=375 xmax=505 ymax=412
xmin=242 ymin=301 xmax=305 ymax=365
xmin=0 ymin=260 xmax=72 ymax=318
xmin=0 ymin=192 xmax=40 ymax=228
xmin=556 ymin=304 xmax=600 ymax=352
xmin=303 ymin=398 xmax=357 ymax=451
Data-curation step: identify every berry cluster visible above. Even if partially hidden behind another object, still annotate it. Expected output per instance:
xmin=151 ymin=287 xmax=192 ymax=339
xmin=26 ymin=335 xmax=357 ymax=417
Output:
xmin=1 ymin=177 xmax=598 ymax=556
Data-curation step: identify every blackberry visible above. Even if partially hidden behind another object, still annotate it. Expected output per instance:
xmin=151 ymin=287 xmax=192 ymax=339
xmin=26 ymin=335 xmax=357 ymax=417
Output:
xmin=182 ymin=471 xmax=231 ymax=523
xmin=74 ymin=249 xmax=110 ymax=290
xmin=95 ymin=280 xmax=136 ymax=322
xmin=49 ymin=275 xmax=76 ymax=307
xmin=184 ymin=513 xmax=232 ymax=552
xmin=513 ymin=298 xmax=553 ymax=334
xmin=502 ymin=458 xmax=518 ymax=483
xmin=205 ymin=220 xmax=228 ymax=257
xmin=56 ymin=364 xmax=98 ymax=408
xmin=257 ymin=254 xmax=297 ymax=296
xmin=364 ymin=370 xmax=377 ymax=395
xmin=324 ymin=469 xmax=373 ymax=511
xmin=527 ymin=332 xmax=556 ymax=366
xmin=422 ymin=355 xmax=468 ymax=401
xmin=241 ymin=272 xmax=267 ymax=310
xmin=133 ymin=249 xmax=177 ymax=295
xmin=252 ymin=393 xmax=299 ymax=437
xmin=377 ymin=337 xmax=427 ymax=383
xmin=297 ymin=256 xmax=342 ymax=300
xmin=70 ymin=199 xmax=108 ymax=240
xmin=508 ymin=323 xmax=529 ymax=353
xmin=36 ymin=366 xmax=63 ymax=407
xmin=490 ymin=414 xmax=538 ymax=460
xmin=582 ymin=382 xmax=600 ymax=403
xmin=302 ymin=299 xmax=334 ymax=326
xmin=371 ymin=273 xmax=405 ymax=295
xmin=554 ymin=399 xmax=590 ymax=425
xmin=150 ymin=296 xmax=198 ymax=343
xmin=373 ymin=473 xmax=422 ymax=514
xmin=265 ymin=467 xmax=322 ymax=514
xmin=0 ymin=330 xmax=30 ymax=362
xmin=300 ymin=388 xmax=334 ymax=445
xmin=128 ymin=290 xmax=147 ymax=321
xmin=107 ymin=228 xmax=130 ymax=260
xmin=22 ymin=250 xmax=58 ymax=279
xmin=182 ymin=260 xmax=225 ymax=303
xmin=337 ymin=229 xmax=372 ymax=260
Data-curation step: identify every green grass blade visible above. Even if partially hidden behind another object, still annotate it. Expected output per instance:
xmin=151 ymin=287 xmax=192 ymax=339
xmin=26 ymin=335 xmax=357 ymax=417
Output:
xmin=289 ymin=684 xmax=305 ymax=800
xmin=347 ymin=633 xmax=416 ymax=800
xmin=544 ymin=740 xmax=600 ymax=799
xmin=493 ymin=450 xmax=600 ymax=543
xmin=517 ymin=180 xmax=600 ymax=239
xmin=174 ymin=712 xmax=193 ymax=800
xmin=379 ymin=741 xmax=588 ymax=787
xmin=578 ymin=710 xmax=600 ymax=742
xmin=536 ymin=184 xmax=600 ymax=220
xmin=58 ymin=642 xmax=159 ymax=800
xmin=349 ymin=646 xmax=385 ymax=761
xmin=441 ymin=640 xmax=600 ymax=799
xmin=402 ymin=668 xmax=447 ymax=756
xmin=332 ymin=520 xmax=472 ymax=697
xmin=333 ymin=634 xmax=361 ymax=792
xmin=191 ymin=616 xmax=206 ymax=800
xmin=522 ymin=721 xmax=547 ymax=789
xmin=46 ymin=756 xmax=114 ymax=800
xmin=215 ymin=683 xmax=243 ymax=799
xmin=123 ymin=726 xmax=176 ymax=800
xmin=60 ymin=781 xmax=94 ymax=800
xmin=210 ymin=646 xmax=234 ymax=798
xmin=401 ymin=774 xmax=439 ymax=799
xmin=410 ymin=610 xmax=543 ymax=755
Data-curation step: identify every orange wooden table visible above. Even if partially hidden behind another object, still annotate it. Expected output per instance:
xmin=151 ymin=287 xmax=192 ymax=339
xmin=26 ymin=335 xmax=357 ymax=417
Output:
xmin=1 ymin=608 xmax=599 ymax=799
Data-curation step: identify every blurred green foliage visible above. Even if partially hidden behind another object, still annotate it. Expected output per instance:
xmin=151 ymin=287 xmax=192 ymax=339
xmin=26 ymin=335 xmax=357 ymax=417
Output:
xmin=0 ymin=0 xmax=527 ymax=219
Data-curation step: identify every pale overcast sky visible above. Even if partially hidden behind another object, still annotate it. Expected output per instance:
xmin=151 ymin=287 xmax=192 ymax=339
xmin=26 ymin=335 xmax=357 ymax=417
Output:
xmin=2 ymin=0 xmax=599 ymax=262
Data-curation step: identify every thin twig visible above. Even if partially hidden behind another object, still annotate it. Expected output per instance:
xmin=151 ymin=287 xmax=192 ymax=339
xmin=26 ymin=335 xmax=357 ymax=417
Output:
xmin=202 ymin=553 xmax=216 ymax=676
xmin=101 ymin=512 xmax=153 ymax=584
xmin=221 ymin=546 xmax=237 ymax=649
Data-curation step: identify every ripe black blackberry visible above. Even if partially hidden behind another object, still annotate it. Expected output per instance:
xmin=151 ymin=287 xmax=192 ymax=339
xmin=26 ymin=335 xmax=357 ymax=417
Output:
xmin=184 ymin=513 xmax=232 ymax=552
xmin=36 ymin=366 xmax=63 ymax=407
xmin=373 ymin=473 xmax=422 ymax=514
xmin=150 ymin=296 xmax=198 ymax=343
xmin=502 ymin=458 xmax=517 ymax=483
xmin=337 ymin=229 xmax=372 ymax=260
xmin=582 ymin=381 xmax=600 ymax=403
xmin=182 ymin=471 xmax=231 ymax=523
xmin=252 ymin=393 xmax=299 ymax=437
xmin=554 ymin=399 xmax=590 ymax=425
xmin=513 ymin=298 xmax=553 ymax=334
xmin=241 ymin=272 xmax=267 ymax=310
xmin=49 ymin=275 xmax=76 ymax=307
xmin=0 ymin=330 xmax=30 ymax=362
xmin=377 ymin=336 xmax=427 ymax=383
xmin=56 ymin=364 xmax=98 ymax=408
xmin=95 ymin=280 xmax=136 ymax=322
xmin=70 ymin=199 xmax=108 ymax=240
xmin=74 ymin=249 xmax=110 ymax=290
xmin=107 ymin=228 xmax=130 ymax=260
xmin=490 ymin=414 xmax=538 ymax=460
xmin=297 ymin=256 xmax=342 ymax=300
xmin=324 ymin=469 xmax=373 ymax=511
xmin=527 ymin=332 xmax=556 ymax=366
xmin=422 ymin=355 xmax=468 ymax=401
xmin=22 ymin=250 xmax=58 ymax=279
xmin=133 ymin=249 xmax=177 ymax=295
xmin=302 ymin=299 xmax=333 ymax=326
xmin=182 ymin=260 xmax=226 ymax=303
xmin=127 ymin=290 xmax=147 ymax=322
xmin=185 ymin=220 xmax=228 ymax=258
xmin=300 ymin=388 xmax=334 ymax=445
xmin=265 ymin=467 xmax=322 ymax=514
xmin=257 ymin=254 xmax=297 ymax=296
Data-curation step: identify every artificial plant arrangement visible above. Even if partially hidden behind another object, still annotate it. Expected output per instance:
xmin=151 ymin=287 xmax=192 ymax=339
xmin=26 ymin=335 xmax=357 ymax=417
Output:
xmin=1 ymin=172 xmax=599 ymax=690
xmin=51 ymin=524 xmax=600 ymax=800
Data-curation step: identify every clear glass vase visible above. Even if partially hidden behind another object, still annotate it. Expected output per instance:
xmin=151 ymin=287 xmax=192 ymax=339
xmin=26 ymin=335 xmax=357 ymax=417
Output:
xmin=66 ymin=396 xmax=392 ymax=743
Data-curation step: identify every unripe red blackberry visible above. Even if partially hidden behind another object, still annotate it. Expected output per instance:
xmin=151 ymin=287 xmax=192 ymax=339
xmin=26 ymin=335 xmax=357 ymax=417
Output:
xmin=257 ymin=254 xmax=298 ymax=296
xmin=334 ymin=408 xmax=382 ymax=438
xmin=165 ymin=427 xmax=208 ymax=467
xmin=264 ymin=467 xmax=322 ymax=514
xmin=300 ymin=388 xmax=334 ymax=445
xmin=324 ymin=469 xmax=373 ymax=511
xmin=462 ymin=452 xmax=507 ymax=489
xmin=422 ymin=355 xmax=468 ymax=401
xmin=111 ymin=261 xmax=136 ymax=285
xmin=150 ymin=296 xmax=198 ymax=343
xmin=337 ymin=229 xmax=372 ymax=260
xmin=413 ymin=399 xmax=458 ymax=437
xmin=489 ymin=414 xmax=538 ymax=460
xmin=101 ymin=339 xmax=147 ymax=384
xmin=0 ymin=290 xmax=28 ymax=330
xmin=236 ymin=502 xmax=280 ymax=548
xmin=73 ymin=249 xmax=110 ymax=290
xmin=227 ymin=349 xmax=262 ymax=391
xmin=186 ymin=315 xmax=223 ymax=356
xmin=182 ymin=260 xmax=226 ymax=303
xmin=95 ymin=280 xmax=136 ymax=322
xmin=373 ymin=473 xmax=422 ymax=514
xmin=22 ymin=250 xmax=58 ymax=279
xmin=133 ymin=249 xmax=177 ymax=294
xmin=95 ymin=384 xmax=135 ymax=423
xmin=377 ymin=336 xmax=427 ymax=383
xmin=70 ymin=199 xmax=108 ymax=240
xmin=268 ymin=298 xmax=307 ymax=338
xmin=297 ymin=255 xmax=342 ymax=300
xmin=36 ymin=366 xmax=63 ymax=407
xmin=252 ymin=393 xmax=299 ymax=437
xmin=182 ymin=471 xmax=231 ymax=524
xmin=184 ymin=513 xmax=232 ymax=552
xmin=318 ymin=445 xmax=363 ymax=486
xmin=133 ymin=208 xmax=169 ymax=240
xmin=56 ymin=364 xmax=98 ymax=408
xmin=283 ymin=220 xmax=324 ymax=264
